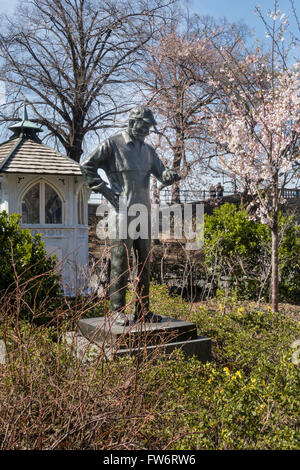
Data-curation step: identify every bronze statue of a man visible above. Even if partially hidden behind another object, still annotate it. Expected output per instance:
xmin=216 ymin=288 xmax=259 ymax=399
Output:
xmin=81 ymin=106 xmax=179 ymax=325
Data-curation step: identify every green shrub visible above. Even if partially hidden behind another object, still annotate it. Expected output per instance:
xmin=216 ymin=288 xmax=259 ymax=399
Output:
xmin=0 ymin=211 xmax=62 ymax=322
xmin=176 ymin=303 xmax=300 ymax=449
xmin=132 ymin=285 xmax=300 ymax=449
xmin=0 ymin=285 xmax=299 ymax=449
xmin=204 ymin=203 xmax=300 ymax=301
xmin=146 ymin=289 xmax=299 ymax=449
xmin=277 ymin=218 xmax=300 ymax=301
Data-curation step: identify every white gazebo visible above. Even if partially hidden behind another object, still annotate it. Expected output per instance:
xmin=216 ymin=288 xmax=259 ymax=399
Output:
xmin=0 ymin=104 xmax=89 ymax=295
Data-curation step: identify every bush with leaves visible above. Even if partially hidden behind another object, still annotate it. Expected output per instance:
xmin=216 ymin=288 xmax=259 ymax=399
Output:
xmin=277 ymin=216 xmax=300 ymax=301
xmin=0 ymin=284 xmax=299 ymax=450
xmin=204 ymin=203 xmax=300 ymax=301
xmin=0 ymin=211 xmax=62 ymax=322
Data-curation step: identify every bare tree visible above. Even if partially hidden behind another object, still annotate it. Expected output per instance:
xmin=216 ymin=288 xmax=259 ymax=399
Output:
xmin=0 ymin=0 xmax=175 ymax=161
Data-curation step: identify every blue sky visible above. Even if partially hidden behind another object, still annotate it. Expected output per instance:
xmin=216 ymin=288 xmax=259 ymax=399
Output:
xmin=190 ymin=0 xmax=299 ymax=43
xmin=1 ymin=0 xmax=16 ymax=14
xmin=1 ymin=0 xmax=299 ymax=44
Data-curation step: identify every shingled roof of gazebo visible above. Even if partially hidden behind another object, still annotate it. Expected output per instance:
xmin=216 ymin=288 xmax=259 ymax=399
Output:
xmin=0 ymin=104 xmax=82 ymax=176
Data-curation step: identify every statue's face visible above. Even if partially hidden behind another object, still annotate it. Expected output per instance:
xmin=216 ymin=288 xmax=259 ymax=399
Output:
xmin=129 ymin=118 xmax=152 ymax=141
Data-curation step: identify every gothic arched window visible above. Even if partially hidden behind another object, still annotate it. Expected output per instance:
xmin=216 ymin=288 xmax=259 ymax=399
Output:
xmin=21 ymin=181 xmax=63 ymax=224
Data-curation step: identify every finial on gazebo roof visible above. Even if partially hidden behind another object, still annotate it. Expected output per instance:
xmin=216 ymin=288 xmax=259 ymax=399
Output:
xmin=9 ymin=101 xmax=42 ymax=141
xmin=22 ymin=100 xmax=29 ymax=122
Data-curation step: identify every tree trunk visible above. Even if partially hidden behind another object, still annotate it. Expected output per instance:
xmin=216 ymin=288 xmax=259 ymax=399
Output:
xmin=171 ymin=147 xmax=181 ymax=204
xmin=171 ymin=129 xmax=183 ymax=204
xmin=271 ymin=215 xmax=279 ymax=313
xmin=67 ymin=120 xmax=85 ymax=162
xmin=68 ymin=139 xmax=84 ymax=163
xmin=171 ymin=178 xmax=180 ymax=204
xmin=270 ymin=169 xmax=279 ymax=313
xmin=151 ymin=177 xmax=160 ymax=204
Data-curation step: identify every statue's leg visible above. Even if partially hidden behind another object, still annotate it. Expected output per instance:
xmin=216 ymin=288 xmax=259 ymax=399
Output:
xmin=109 ymin=238 xmax=133 ymax=319
xmin=132 ymin=237 xmax=151 ymax=318
xmin=132 ymin=238 xmax=162 ymax=323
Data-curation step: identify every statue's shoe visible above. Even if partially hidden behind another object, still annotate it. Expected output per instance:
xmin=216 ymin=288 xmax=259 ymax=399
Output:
xmin=134 ymin=311 xmax=162 ymax=323
xmin=110 ymin=311 xmax=130 ymax=326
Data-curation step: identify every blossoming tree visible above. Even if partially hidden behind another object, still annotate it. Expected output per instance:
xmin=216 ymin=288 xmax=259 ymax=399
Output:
xmin=144 ymin=30 xmax=217 ymax=202
xmin=210 ymin=6 xmax=300 ymax=311
xmin=135 ymin=17 xmax=247 ymax=202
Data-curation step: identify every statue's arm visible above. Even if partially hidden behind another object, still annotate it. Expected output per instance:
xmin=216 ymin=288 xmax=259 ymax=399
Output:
xmin=151 ymin=149 xmax=180 ymax=186
xmin=80 ymin=140 xmax=111 ymax=188
xmin=80 ymin=140 xmax=119 ymax=208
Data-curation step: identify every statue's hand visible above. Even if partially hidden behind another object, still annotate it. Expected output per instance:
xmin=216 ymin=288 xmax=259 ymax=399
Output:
xmin=162 ymin=169 xmax=181 ymax=185
xmin=91 ymin=182 xmax=119 ymax=209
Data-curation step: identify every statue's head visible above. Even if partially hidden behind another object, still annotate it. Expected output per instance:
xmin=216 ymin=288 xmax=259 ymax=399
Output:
xmin=128 ymin=105 xmax=157 ymax=141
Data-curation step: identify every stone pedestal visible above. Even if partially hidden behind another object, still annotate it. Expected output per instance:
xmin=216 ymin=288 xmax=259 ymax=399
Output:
xmin=76 ymin=315 xmax=211 ymax=362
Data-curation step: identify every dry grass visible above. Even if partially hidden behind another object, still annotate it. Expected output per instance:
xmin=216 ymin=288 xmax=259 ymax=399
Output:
xmin=0 ymin=267 xmax=191 ymax=450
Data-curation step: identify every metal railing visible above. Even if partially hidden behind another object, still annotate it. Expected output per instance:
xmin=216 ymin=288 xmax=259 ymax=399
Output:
xmin=89 ymin=193 xmax=105 ymax=204
xmin=282 ymin=188 xmax=300 ymax=199
xmin=155 ymin=188 xmax=235 ymax=205
xmin=88 ymin=187 xmax=300 ymax=205
xmin=88 ymin=189 xmax=235 ymax=205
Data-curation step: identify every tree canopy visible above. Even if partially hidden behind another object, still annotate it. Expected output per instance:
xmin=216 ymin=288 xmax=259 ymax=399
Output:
xmin=0 ymin=0 xmax=175 ymax=161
